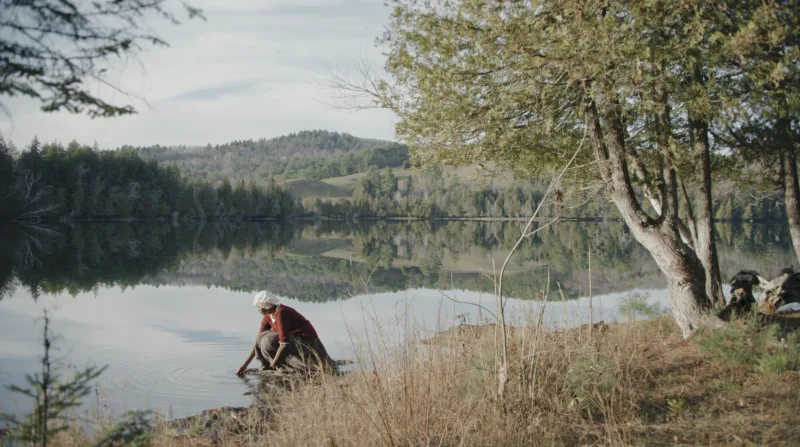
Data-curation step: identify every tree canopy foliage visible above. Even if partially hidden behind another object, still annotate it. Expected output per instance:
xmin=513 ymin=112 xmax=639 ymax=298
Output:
xmin=375 ymin=0 xmax=796 ymax=182
xmin=356 ymin=0 xmax=800 ymax=336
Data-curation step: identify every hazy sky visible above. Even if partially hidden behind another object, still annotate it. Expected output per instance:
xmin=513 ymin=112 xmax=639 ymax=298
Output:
xmin=0 ymin=0 xmax=397 ymax=149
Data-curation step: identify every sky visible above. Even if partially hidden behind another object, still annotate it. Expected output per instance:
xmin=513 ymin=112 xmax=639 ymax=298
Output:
xmin=0 ymin=0 xmax=397 ymax=150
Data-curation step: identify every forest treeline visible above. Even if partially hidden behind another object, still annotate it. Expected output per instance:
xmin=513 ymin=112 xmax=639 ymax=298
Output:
xmin=1 ymin=220 xmax=792 ymax=304
xmin=309 ymin=164 xmax=787 ymax=221
xmin=312 ymin=165 xmax=611 ymax=219
xmin=1 ymin=129 xmax=789 ymax=223
xmin=117 ymin=129 xmax=791 ymax=222
xmin=0 ymin=138 xmax=299 ymax=222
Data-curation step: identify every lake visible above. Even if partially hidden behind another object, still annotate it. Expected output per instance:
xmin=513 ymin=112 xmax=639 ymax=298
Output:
xmin=0 ymin=221 xmax=794 ymax=418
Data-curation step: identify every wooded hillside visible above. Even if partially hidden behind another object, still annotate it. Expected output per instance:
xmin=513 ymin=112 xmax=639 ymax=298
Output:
xmin=124 ymin=130 xmax=410 ymax=185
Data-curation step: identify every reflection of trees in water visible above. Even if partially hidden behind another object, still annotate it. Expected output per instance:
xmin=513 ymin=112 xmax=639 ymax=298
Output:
xmin=0 ymin=222 xmax=296 ymax=301
xmin=1 ymin=221 xmax=793 ymax=302
xmin=291 ymin=221 xmax=795 ymax=299
xmin=0 ymin=226 xmax=18 ymax=301
xmin=715 ymin=222 xmax=795 ymax=277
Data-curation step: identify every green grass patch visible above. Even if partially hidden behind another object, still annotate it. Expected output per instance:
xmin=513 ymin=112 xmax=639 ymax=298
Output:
xmin=695 ymin=318 xmax=800 ymax=376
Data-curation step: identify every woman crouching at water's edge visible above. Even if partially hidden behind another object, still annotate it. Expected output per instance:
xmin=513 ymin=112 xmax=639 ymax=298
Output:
xmin=236 ymin=291 xmax=335 ymax=375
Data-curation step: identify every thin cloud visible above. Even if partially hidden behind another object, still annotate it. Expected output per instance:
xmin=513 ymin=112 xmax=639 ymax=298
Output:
xmin=164 ymin=78 xmax=273 ymax=103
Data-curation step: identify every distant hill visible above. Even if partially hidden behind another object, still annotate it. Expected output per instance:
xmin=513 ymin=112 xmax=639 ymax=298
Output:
xmin=120 ymin=130 xmax=533 ymax=207
xmin=123 ymin=130 xmax=409 ymax=186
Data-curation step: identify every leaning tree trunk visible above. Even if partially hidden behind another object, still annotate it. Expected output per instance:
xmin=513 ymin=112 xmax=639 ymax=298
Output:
xmin=688 ymin=113 xmax=725 ymax=308
xmin=779 ymin=120 xmax=800 ymax=266
xmin=627 ymin=221 xmax=711 ymax=336
xmin=586 ymin=95 xmax=712 ymax=338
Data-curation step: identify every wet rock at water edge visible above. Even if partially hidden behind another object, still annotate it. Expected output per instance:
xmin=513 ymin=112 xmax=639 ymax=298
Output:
xmin=166 ymin=406 xmax=263 ymax=445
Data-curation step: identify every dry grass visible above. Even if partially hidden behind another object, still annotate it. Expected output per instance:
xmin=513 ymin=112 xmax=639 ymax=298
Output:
xmin=34 ymin=316 xmax=800 ymax=447
xmin=248 ymin=316 xmax=798 ymax=446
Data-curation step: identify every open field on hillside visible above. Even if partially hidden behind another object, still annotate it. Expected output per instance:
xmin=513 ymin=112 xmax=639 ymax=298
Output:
xmin=286 ymin=165 xmax=518 ymax=200
xmin=282 ymin=179 xmax=350 ymax=199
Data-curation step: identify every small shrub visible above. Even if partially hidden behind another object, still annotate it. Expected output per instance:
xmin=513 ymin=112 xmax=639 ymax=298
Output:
xmin=566 ymin=357 xmax=617 ymax=419
xmin=93 ymin=411 xmax=152 ymax=447
xmin=0 ymin=311 xmax=107 ymax=446
xmin=618 ymin=292 xmax=665 ymax=320
xmin=696 ymin=319 xmax=764 ymax=368
xmin=0 ymin=311 xmax=151 ymax=447
xmin=756 ymin=332 xmax=800 ymax=376
xmin=757 ymin=352 xmax=794 ymax=375
xmin=720 ymin=383 xmax=742 ymax=398
xmin=666 ymin=397 xmax=687 ymax=420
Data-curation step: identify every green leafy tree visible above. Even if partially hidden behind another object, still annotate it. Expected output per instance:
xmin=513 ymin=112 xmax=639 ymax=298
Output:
xmin=380 ymin=168 xmax=398 ymax=198
xmin=710 ymin=3 xmax=800 ymax=264
xmin=340 ymin=0 xmax=799 ymax=336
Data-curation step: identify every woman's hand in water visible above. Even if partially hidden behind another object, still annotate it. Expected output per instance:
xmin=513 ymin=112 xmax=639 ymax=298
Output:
xmin=236 ymin=365 xmax=247 ymax=376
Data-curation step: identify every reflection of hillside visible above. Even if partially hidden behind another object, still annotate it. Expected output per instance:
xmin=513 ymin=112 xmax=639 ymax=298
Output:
xmin=148 ymin=254 xmax=356 ymax=302
xmin=2 ymin=221 xmax=793 ymax=303
xmin=319 ymin=246 xmax=542 ymax=274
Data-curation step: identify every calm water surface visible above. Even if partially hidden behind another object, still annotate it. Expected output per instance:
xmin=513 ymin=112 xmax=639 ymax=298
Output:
xmin=0 ymin=221 xmax=793 ymax=417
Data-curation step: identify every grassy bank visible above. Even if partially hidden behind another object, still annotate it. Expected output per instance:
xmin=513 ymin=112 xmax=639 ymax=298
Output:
xmin=11 ymin=313 xmax=800 ymax=446
xmin=155 ymin=314 xmax=799 ymax=446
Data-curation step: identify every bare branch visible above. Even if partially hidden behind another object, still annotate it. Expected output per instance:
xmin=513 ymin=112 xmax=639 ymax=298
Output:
xmin=319 ymin=58 xmax=388 ymax=111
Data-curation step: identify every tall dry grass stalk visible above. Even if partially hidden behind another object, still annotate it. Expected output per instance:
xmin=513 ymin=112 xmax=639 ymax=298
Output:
xmin=493 ymin=125 xmax=588 ymax=397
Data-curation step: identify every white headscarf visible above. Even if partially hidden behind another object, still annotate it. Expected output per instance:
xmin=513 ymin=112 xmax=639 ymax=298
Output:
xmin=253 ymin=290 xmax=280 ymax=309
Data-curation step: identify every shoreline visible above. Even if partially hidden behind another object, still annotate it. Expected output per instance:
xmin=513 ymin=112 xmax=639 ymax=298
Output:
xmin=154 ymin=316 xmax=800 ymax=446
xmin=4 ymin=316 xmax=799 ymax=445
xmin=2 ymin=215 xmax=789 ymax=224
